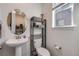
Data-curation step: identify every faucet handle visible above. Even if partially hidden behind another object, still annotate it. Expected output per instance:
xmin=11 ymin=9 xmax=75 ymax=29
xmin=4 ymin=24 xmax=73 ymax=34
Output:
xmin=16 ymin=35 xmax=21 ymax=39
xmin=23 ymin=35 xmax=26 ymax=38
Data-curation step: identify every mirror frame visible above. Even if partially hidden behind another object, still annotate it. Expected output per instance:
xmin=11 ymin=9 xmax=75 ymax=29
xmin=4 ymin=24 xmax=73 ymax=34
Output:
xmin=7 ymin=9 xmax=27 ymax=35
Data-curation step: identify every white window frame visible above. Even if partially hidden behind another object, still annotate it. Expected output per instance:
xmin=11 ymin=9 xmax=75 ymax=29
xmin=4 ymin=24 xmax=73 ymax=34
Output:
xmin=52 ymin=3 xmax=76 ymax=28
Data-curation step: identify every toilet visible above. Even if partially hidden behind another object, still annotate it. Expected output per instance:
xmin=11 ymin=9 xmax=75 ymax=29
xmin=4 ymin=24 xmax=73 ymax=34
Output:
xmin=34 ymin=39 xmax=50 ymax=56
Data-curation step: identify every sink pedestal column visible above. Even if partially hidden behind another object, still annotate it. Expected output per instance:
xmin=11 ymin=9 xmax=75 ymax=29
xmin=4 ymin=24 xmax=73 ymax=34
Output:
xmin=15 ymin=46 xmax=22 ymax=56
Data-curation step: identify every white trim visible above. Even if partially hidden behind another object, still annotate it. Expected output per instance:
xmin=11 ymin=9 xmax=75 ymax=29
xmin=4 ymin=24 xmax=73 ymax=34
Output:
xmin=52 ymin=25 xmax=76 ymax=28
xmin=52 ymin=10 xmax=55 ymax=27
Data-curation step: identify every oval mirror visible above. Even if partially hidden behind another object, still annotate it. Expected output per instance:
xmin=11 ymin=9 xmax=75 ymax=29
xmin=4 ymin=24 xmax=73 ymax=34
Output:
xmin=7 ymin=9 xmax=27 ymax=35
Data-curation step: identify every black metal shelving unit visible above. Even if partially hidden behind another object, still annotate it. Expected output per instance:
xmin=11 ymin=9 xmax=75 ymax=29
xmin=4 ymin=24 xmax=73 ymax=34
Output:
xmin=30 ymin=16 xmax=46 ymax=56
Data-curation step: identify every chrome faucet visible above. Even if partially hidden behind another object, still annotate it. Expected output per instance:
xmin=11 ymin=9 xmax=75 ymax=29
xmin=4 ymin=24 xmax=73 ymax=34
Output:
xmin=16 ymin=35 xmax=21 ymax=39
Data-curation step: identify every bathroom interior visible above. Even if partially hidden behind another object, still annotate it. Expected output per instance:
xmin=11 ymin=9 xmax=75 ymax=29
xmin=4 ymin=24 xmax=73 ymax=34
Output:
xmin=0 ymin=3 xmax=79 ymax=56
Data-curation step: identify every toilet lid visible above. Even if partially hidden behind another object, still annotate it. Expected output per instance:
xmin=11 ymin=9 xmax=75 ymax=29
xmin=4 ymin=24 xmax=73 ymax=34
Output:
xmin=36 ymin=47 xmax=50 ymax=56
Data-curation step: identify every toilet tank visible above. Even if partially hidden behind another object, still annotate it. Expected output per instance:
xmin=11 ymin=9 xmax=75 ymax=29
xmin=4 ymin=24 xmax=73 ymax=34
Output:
xmin=34 ymin=39 xmax=42 ymax=48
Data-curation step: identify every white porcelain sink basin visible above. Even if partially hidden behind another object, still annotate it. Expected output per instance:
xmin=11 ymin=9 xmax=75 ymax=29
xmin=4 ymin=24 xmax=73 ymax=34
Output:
xmin=5 ymin=38 xmax=28 ymax=47
xmin=5 ymin=38 xmax=29 ymax=56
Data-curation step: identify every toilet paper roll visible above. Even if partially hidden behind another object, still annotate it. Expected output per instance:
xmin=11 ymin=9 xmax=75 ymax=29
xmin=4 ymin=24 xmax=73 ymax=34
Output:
xmin=53 ymin=44 xmax=63 ymax=55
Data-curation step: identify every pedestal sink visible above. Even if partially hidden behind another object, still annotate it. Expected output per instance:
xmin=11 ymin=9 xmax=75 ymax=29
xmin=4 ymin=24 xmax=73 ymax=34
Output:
xmin=5 ymin=38 xmax=28 ymax=56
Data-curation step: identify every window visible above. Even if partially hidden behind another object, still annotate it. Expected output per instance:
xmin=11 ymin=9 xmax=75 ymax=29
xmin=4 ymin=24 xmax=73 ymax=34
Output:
xmin=52 ymin=3 xmax=76 ymax=28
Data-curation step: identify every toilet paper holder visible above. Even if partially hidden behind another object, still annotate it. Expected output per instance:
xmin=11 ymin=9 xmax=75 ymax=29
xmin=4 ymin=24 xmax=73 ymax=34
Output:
xmin=54 ymin=44 xmax=62 ymax=50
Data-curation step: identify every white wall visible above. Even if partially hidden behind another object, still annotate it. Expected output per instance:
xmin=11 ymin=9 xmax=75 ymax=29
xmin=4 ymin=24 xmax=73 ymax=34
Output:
xmin=42 ymin=3 xmax=79 ymax=56
xmin=0 ymin=3 xmax=42 ymax=56
xmin=1 ymin=3 xmax=79 ymax=56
